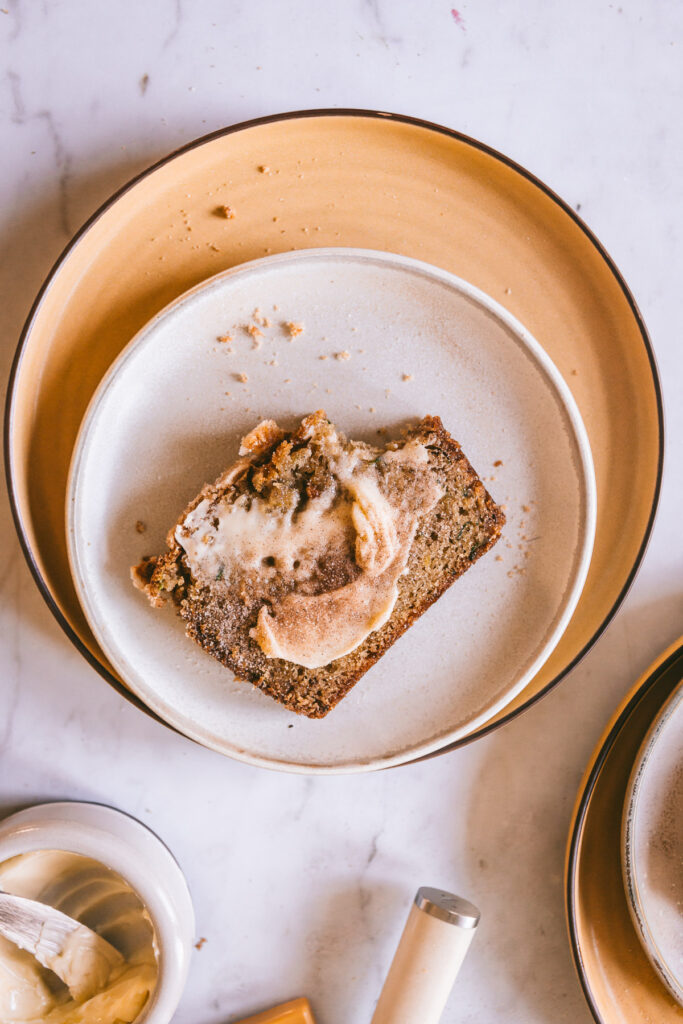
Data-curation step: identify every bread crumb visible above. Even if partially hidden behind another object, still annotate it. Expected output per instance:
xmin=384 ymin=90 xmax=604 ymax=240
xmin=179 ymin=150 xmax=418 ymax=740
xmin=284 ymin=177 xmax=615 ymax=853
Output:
xmin=135 ymin=520 xmax=146 ymax=534
xmin=336 ymin=350 xmax=351 ymax=361
xmin=252 ymin=309 xmax=272 ymax=328
xmin=215 ymin=205 xmax=235 ymax=219
xmin=319 ymin=354 xmax=328 ymax=360
xmin=571 ymin=369 xmax=578 ymax=375
xmin=522 ymin=504 xmax=530 ymax=512
xmin=246 ymin=324 xmax=263 ymax=342
xmin=402 ymin=373 xmax=413 ymax=382
xmin=369 ymin=407 xmax=375 ymax=413
xmin=217 ymin=333 xmax=233 ymax=344
xmin=235 ymin=373 xmax=249 ymax=383
xmin=268 ymin=358 xmax=278 ymax=366
xmin=194 ymin=937 xmax=207 ymax=950
xmin=239 ymin=419 xmax=285 ymax=456
xmin=504 ymin=287 xmax=512 ymax=295
xmin=495 ymin=555 xmax=503 ymax=561
xmin=258 ymin=165 xmax=269 ymax=173
xmin=493 ymin=459 xmax=503 ymax=467
xmin=285 ymin=321 xmax=304 ymax=338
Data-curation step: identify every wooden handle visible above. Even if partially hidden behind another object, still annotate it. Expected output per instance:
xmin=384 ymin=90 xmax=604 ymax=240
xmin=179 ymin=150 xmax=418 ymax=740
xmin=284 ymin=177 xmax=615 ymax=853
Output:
xmin=371 ymin=889 xmax=479 ymax=1024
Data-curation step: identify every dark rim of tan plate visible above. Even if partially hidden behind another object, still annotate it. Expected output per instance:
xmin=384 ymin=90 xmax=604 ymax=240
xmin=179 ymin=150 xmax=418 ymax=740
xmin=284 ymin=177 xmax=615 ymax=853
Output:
xmin=3 ymin=109 xmax=665 ymax=764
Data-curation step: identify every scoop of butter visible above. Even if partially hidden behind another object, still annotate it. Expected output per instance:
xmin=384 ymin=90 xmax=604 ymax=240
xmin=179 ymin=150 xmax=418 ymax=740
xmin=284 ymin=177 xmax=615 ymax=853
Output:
xmin=0 ymin=938 xmax=56 ymax=1021
xmin=348 ymin=476 xmax=398 ymax=574
xmin=252 ymin=457 xmax=441 ymax=668
xmin=179 ymin=424 xmax=442 ymax=670
xmin=0 ymin=851 xmax=157 ymax=1024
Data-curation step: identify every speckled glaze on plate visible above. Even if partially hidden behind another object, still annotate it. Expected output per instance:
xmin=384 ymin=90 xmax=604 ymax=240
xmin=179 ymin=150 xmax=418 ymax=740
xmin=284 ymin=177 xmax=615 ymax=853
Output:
xmin=566 ymin=638 xmax=683 ymax=1024
xmin=66 ymin=248 xmax=596 ymax=772
xmin=4 ymin=111 xmax=662 ymax=753
xmin=623 ymin=679 xmax=683 ymax=1004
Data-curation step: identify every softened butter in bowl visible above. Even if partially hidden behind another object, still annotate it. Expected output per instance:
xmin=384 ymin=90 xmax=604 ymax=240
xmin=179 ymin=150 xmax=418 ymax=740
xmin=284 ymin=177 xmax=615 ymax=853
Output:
xmin=0 ymin=850 xmax=157 ymax=1023
xmin=0 ymin=803 xmax=194 ymax=1024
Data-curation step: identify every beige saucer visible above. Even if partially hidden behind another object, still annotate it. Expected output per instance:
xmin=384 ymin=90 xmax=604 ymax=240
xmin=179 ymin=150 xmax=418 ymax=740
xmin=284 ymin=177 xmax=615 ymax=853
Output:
xmin=66 ymin=249 xmax=596 ymax=771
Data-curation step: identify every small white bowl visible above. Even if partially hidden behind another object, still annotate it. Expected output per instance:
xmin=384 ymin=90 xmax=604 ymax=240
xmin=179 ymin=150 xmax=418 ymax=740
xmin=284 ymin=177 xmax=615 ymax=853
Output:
xmin=0 ymin=802 xmax=195 ymax=1024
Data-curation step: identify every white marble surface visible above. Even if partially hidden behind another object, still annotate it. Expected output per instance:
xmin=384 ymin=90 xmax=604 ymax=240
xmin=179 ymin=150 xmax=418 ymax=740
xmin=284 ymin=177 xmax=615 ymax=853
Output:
xmin=1 ymin=2 xmax=682 ymax=1022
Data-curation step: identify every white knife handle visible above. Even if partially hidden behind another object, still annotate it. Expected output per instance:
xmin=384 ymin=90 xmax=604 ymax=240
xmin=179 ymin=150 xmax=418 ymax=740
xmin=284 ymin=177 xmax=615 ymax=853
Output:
xmin=371 ymin=888 xmax=480 ymax=1024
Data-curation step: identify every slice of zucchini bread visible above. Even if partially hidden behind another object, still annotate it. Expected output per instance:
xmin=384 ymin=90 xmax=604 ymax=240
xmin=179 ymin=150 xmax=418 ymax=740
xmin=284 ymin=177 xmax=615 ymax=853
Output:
xmin=132 ymin=411 xmax=505 ymax=718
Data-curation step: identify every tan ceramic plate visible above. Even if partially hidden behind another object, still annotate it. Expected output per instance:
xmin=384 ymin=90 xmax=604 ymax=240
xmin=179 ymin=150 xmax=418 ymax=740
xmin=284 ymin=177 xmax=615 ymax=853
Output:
xmin=566 ymin=638 xmax=683 ymax=1023
xmin=5 ymin=111 xmax=663 ymax=754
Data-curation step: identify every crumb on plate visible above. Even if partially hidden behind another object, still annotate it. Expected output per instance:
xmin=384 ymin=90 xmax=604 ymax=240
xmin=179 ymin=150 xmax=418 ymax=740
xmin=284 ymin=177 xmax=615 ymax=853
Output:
xmin=285 ymin=321 xmax=304 ymax=338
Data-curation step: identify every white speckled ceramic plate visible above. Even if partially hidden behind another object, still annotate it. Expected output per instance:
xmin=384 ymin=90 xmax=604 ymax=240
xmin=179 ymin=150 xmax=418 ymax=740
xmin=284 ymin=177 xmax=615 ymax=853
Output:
xmin=67 ymin=248 xmax=596 ymax=772
xmin=623 ymin=679 xmax=683 ymax=1004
